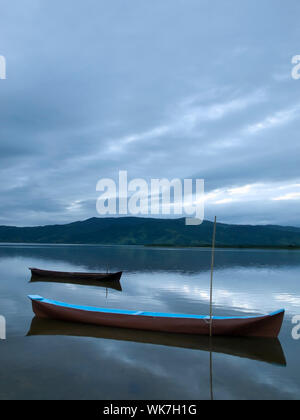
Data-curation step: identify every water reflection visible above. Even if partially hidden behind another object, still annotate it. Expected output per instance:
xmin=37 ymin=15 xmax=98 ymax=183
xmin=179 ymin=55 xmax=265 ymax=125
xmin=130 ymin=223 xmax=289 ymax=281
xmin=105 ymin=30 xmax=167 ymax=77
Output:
xmin=1 ymin=243 xmax=300 ymax=273
xmin=0 ymin=244 xmax=299 ymax=399
xmin=30 ymin=275 xmax=122 ymax=292
xmin=27 ymin=317 xmax=286 ymax=366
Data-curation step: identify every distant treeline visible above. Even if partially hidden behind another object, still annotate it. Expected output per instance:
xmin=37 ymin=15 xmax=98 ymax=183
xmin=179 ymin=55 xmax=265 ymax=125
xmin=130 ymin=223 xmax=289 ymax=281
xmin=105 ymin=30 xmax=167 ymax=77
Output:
xmin=1 ymin=217 xmax=300 ymax=248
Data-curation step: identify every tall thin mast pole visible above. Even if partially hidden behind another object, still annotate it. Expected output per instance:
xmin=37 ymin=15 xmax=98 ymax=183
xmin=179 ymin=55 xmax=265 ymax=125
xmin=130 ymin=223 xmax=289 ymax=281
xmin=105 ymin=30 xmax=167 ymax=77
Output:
xmin=209 ymin=216 xmax=217 ymax=337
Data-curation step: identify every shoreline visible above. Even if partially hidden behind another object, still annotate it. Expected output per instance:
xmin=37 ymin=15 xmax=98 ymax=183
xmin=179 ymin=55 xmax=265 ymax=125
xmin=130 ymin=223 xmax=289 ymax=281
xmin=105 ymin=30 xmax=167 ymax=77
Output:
xmin=0 ymin=242 xmax=299 ymax=250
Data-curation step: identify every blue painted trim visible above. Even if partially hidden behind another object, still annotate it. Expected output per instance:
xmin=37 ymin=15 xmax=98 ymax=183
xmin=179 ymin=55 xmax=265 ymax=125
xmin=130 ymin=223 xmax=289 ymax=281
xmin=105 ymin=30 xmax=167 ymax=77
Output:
xmin=28 ymin=295 xmax=44 ymax=300
xmin=28 ymin=296 xmax=284 ymax=320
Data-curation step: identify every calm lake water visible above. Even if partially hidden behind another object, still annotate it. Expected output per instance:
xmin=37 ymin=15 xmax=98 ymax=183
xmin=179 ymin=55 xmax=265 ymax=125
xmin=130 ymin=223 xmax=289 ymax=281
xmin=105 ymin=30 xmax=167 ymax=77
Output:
xmin=0 ymin=244 xmax=300 ymax=400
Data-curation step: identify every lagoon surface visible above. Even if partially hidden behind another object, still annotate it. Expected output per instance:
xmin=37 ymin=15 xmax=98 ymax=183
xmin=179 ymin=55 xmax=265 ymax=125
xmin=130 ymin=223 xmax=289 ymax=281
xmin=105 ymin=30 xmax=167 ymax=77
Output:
xmin=0 ymin=244 xmax=300 ymax=400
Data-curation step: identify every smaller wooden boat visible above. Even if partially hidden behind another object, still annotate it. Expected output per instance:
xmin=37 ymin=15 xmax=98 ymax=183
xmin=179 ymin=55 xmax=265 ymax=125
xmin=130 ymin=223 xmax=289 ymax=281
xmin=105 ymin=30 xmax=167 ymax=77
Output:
xmin=27 ymin=317 xmax=287 ymax=366
xmin=28 ymin=295 xmax=284 ymax=338
xmin=29 ymin=267 xmax=122 ymax=282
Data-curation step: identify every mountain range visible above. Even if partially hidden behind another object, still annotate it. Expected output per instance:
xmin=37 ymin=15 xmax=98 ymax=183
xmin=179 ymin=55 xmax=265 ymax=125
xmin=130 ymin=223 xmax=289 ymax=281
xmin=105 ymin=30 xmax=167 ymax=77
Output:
xmin=0 ymin=217 xmax=300 ymax=248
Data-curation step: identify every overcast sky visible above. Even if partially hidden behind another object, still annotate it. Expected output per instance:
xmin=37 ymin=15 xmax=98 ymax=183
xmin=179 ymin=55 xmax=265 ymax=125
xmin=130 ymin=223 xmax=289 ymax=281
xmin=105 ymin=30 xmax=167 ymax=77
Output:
xmin=0 ymin=0 xmax=300 ymax=226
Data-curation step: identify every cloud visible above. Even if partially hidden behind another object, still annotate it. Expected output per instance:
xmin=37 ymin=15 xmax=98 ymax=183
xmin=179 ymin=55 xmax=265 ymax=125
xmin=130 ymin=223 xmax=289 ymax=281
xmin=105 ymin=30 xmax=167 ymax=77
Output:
xmin=205 ymin=182 xmax=300 ymax=205
xmin=273 ymin=192 xmax=300 ymax=201
xmin=244 ymin=104 xmax=300 ymax=134
xmin=1 ymin=1 xmax=300 ymax=226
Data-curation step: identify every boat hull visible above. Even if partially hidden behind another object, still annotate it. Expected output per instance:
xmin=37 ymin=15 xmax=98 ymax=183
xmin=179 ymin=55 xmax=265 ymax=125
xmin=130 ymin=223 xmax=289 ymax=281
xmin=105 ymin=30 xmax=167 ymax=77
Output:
xmin=29 ymin=268 xmax=122 ymax=281
xmin=29 ymin=296 xmax=284 ymax=338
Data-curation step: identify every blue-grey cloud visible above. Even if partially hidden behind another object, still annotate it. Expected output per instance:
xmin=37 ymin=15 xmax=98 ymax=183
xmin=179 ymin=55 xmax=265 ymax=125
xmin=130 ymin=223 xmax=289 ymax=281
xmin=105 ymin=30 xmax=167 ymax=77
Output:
xmin=1 ymin=0 xmax=300 ymax=226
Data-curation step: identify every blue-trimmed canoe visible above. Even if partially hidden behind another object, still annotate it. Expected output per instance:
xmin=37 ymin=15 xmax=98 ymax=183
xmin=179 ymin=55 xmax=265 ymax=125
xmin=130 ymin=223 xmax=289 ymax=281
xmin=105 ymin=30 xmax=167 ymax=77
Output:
xmin=28 ymin=296 xmax=285 ymax=338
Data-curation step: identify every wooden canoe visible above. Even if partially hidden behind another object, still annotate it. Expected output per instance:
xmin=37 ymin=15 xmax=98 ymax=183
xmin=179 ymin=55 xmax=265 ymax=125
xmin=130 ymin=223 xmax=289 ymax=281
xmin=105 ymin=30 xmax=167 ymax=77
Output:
xmin=28 ymin=295 xmax=284 ymax=338
xmin=29 ymin=267 xmax=122 ymax=282
xmin=27 ymin=317 xmax=286 ymax=366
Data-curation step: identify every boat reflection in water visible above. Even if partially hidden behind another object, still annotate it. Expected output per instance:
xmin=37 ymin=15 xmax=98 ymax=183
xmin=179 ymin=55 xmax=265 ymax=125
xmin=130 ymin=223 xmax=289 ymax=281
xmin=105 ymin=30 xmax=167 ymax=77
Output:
xmin=29 ymin=276 xmax=122 ymax=292
xmin=27 ymin=317 xmax=286 ymax=367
